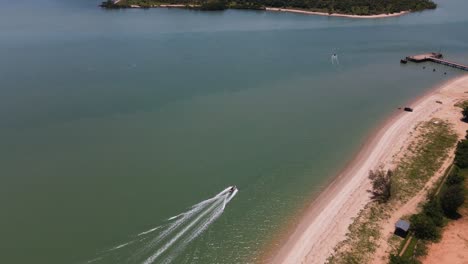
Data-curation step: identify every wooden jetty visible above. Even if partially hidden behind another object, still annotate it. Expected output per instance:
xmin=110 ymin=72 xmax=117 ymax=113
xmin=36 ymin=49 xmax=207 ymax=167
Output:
xmin=430 ymin=58 xmax=468 ymax=71
xmin=405 ymin=52 xmax=468 ymax=71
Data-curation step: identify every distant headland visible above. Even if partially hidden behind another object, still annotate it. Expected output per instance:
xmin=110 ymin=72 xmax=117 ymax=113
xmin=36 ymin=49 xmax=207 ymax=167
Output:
xmin=100 ymin=0 xmax=436 ymax=18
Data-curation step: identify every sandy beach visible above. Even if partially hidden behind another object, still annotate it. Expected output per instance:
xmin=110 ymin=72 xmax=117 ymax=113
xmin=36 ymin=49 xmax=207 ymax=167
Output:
xmin=265 ymin=8 xmax=409 ymax=18
xmin=267 ymin=74 xmax=468 ymax=264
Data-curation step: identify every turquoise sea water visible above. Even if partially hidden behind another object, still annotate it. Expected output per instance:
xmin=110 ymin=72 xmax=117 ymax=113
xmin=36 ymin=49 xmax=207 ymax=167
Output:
xmin=1 ymin=0 xmax=468 ymax=263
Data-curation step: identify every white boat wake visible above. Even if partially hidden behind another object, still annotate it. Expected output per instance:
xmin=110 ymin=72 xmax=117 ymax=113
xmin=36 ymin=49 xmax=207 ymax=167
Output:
xmin=84 ymin=186 xmax=238 ymax=264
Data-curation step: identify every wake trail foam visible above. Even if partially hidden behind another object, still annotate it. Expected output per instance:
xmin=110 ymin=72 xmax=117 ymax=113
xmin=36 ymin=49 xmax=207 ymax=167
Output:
xmin=84 ymin=186 xmax=238 ymax=264
xmin=183 ymin=189 xmax=237 ymax=246
xmin=167 ymin=213 xmax=184 ymax=221
xmin=137 ymin=226 xmax=162 ymax=237
xmin=142 ymin=198 xmax=225 ymax=264
xmin=183 ymin=198 xmax=226 ymax=245
xmin=108 ymin=241 xmax=134 ymax=251
xmin=143 ymin=187 xmax=234 ymax=249
xmin=159 ymin=189 xmax=238 ymax=263
xmin=142 ymin=198 xmax=210 ymax=249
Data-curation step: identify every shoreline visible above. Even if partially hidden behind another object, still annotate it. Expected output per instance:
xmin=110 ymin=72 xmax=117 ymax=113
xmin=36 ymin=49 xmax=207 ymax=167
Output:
xmin=263 ymin=74 xmax=468 ymax=264
xmin=265 ymin=8 xmax=409 ymax=19
xmin=101 ymin=4 xmax=410 ymax=19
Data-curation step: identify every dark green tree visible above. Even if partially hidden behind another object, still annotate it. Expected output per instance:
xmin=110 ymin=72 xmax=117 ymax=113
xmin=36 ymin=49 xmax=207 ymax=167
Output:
xmin=446 ymin=169 xmax=465 ymax=186
xmin=422 ymin=197 xmax=444 ymax=227
xmin=200 ymin=0 xmax=227 ymax=10
xmin=389 ymin=255 xmax=420 ymax=264
xmin=455 ymin=134 xmax=468 ymax=168
xmin=441 ymin=185 xmax=465 ymax=217
xmin=101 ymin=0 xmax=438 ymax=15
xmin=410 ymin=214 xmax=440 ymax=241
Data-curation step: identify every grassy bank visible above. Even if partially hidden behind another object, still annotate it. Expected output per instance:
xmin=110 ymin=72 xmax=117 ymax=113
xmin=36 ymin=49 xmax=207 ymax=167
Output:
xmin=326 ymin=119 xmax=457 ymax=264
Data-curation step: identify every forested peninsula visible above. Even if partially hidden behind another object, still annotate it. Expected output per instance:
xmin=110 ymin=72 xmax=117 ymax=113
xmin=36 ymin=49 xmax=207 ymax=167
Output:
xmin=101 ymin=0 xmax=436 ymax=16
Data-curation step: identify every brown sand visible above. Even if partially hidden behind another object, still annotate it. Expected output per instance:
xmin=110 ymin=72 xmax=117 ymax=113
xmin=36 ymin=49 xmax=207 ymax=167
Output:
xmin=423 ymin=211 xmax=468 ymax=264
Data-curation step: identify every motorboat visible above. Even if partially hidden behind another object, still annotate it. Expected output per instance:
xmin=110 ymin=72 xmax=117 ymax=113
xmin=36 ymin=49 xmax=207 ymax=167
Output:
xmin=229 ymin=186 xmax=237 ymax=194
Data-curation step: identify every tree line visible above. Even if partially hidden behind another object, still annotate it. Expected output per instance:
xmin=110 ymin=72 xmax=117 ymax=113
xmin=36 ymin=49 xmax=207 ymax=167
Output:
xmin=101 ymin=0 xmax=436 ymax=15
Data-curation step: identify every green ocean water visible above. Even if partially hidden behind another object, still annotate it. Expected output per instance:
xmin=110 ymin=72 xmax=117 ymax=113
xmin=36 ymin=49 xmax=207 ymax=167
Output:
xmin=1 ymin=0 xmax=467 ymax=263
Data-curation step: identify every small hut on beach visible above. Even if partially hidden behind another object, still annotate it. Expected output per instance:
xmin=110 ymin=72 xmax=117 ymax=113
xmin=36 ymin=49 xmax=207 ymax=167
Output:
xmin=394 ymin=219 xmax=410 ymax=238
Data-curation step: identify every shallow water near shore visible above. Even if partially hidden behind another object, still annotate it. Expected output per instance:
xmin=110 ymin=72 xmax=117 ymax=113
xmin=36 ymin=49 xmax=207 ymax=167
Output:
xmin=1 ymin=0 xmax=468 ymax=263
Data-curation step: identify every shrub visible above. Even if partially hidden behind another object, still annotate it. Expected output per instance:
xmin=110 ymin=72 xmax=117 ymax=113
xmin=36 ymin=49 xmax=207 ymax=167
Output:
xmin=422 ymin=197 xmax=444 ymax=227
xmin=463 ymin=106 xmax=468 ymax=122
xmin=446 ymin=172 xmax=465 ymax=186
xmin=389 ymin=255 xmax=420 ymax=264
xmin=441 ymin=184 xmax=465 ymax=217
xmin=445 ymin=167 xmax=465 ymax=186
xmin=410 ymin=214 xmax=440 ymax=241
xmin=414 ymin=241 xmax=428 ymax=257
xmin=369 ymin=169 xmax=393 ymax=203
xmin=455 ymin=134 xmax=468 ymax=168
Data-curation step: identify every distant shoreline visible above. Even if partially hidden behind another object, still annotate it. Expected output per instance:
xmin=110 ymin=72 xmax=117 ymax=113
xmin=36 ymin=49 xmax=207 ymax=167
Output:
xmin=265 ymin=7 xmax=409 ymax=19
xmin=101 ymin=4 xmax=413 ymax=19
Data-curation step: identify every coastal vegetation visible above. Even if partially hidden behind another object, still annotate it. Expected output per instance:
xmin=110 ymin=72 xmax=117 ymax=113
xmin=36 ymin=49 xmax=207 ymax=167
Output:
xmin=369 ymin=169 xmax=393 ymax=203
xmin=391 ymin=154 xmax=467 ymax=262
xmin=462 ymin=106 xmax=468 ymax=122
xmin=100 ymin=0 xmax=437 ymax=15
xmin=455 ymin=100 xmax=468 ymax=111
xmin=389 ymin=106 xmax=468 ymax=263
xmin=326 ymin=120 xmax=457 ymax=264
